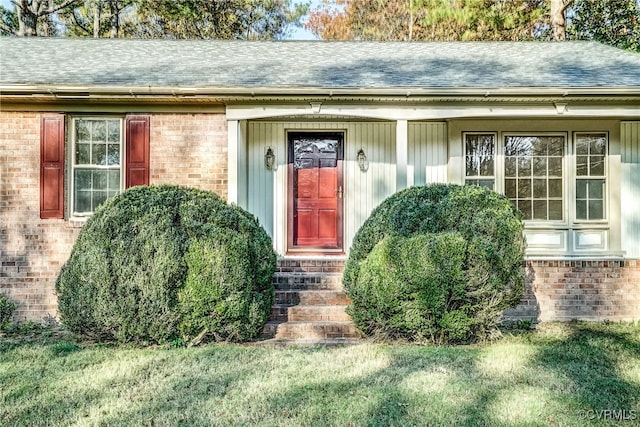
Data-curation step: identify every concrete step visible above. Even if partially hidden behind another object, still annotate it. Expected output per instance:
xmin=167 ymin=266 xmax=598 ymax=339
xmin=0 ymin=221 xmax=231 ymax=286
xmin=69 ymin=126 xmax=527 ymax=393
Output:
xmin=273 ymin=273 xmax=343 ymax=290
xmin=261 ymin=321 xmax=359 ymax=340
xmin=276 ymin=259 xmax=345 ymax=274
xmin=275 ymin=289 xmax=350 ymax=306
xmin=287 ymin=305 xmax=352 ymax=322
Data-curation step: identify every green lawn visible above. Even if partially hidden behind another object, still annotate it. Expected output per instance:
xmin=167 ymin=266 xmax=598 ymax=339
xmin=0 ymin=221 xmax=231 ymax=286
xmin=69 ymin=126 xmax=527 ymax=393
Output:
xmin=1 ymin=322 xmax=639 ymax=426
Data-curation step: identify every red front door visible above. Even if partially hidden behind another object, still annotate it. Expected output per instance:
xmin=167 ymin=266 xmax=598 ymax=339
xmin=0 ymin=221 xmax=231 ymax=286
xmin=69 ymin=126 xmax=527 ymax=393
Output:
xmin=288 ymin=132 xmax=343 ymax=251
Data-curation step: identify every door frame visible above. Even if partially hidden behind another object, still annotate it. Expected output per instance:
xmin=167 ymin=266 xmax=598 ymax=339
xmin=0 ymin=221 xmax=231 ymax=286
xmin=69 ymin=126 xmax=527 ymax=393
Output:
xmin=286 ymin=130 xmax=345 ymax=254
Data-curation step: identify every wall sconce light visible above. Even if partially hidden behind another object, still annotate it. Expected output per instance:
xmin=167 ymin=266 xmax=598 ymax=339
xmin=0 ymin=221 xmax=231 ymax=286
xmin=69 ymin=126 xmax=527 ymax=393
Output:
xmin=357 ymin=148 xmax=369 ymax=172
xmin=265 ymin=147 xmax=275 ymax=171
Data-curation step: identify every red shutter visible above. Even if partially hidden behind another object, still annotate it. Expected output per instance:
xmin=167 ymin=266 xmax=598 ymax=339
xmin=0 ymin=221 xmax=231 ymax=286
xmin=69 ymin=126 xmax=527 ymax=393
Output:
xmin=125 ymin=115 xmax=150 ymax=187
xmin=40 ymin=114 xmax=65 ymax=219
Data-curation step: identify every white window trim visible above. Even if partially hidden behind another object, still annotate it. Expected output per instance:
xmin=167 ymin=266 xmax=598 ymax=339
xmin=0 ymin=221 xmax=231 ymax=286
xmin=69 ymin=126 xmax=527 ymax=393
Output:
xmin=69 ymin=116 xmax=125 ymax=217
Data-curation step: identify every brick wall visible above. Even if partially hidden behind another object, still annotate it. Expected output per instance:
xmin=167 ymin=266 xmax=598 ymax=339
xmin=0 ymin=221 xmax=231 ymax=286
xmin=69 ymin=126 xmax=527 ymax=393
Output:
xmin=150 ymin=114 xmax=227 ymax=195
xmin=505 ymin=260 xmax=640 ymax=322
xmin=0 ymin=111 xmax=228 ymax=322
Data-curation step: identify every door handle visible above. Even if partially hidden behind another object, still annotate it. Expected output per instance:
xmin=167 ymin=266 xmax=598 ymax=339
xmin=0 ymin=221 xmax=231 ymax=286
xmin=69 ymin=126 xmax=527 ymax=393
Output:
xmin=337 ymin=186 xmax=343 ymax=199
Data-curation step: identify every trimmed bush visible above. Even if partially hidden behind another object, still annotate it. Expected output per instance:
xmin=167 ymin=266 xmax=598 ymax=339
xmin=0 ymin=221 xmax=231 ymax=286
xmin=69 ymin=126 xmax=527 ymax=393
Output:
xmin=0 ymin=293 xmax=17 ymax=328
xmin=56 ymin=185 xmax=276 ymax=344
xmin=344 ymin=184 xmax=525 ymax=343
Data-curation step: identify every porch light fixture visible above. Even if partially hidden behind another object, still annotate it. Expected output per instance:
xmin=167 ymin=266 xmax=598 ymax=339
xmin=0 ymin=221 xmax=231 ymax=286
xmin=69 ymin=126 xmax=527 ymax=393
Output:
xmin=264 ymin=147 xmax=275 ymax=170
xmin=357 ymin=148 xmax=369 ymax=172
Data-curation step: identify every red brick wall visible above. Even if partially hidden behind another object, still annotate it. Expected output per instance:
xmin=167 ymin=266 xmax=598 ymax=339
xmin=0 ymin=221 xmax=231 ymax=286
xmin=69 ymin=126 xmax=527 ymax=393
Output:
xmin=505 ymin=260 xmax=640 ymax=322
xmin=150 ymin=114 xmax=227 ymax=195
xmin=0 ymin=111 xmax=228 ymax=323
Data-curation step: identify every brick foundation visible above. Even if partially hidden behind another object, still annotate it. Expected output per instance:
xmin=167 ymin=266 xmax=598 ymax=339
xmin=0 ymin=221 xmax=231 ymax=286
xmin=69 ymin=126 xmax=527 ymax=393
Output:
xmin=506 ymin=260 xmax=640 ymax=322
xmin=0 ymin=111 xmax=228 ymax=322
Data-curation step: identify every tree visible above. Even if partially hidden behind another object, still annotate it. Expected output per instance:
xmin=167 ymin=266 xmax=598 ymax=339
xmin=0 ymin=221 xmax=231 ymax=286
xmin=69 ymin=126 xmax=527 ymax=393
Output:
xmin=550 ymin=0 xmax=572 ymax=40
xmin=0 ymin=0 xmax=79 ymax=36
xmin=57 ymin=0 xmax=136 ymax=38
xmin=306 ymin=0 xmax=547 ymax=41
xmin=569 ymin=0 xmax=640 ymax=52
xmin=131 ymin=0 xmax=309 ymax=40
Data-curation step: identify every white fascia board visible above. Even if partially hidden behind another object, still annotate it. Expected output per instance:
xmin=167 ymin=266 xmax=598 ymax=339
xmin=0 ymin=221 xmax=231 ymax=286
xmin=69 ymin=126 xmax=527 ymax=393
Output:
xmin=225 ymin=103 xmax=640 ymax=121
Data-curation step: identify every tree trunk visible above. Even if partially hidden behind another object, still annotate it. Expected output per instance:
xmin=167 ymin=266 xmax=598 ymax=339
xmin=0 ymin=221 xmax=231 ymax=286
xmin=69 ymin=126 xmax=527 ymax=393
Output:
xmin=16 ymin=0 xmax=39 ymax=36
xmin=109 ymin=1 xmax=119 ymax=38
xmin=550 ymin=0 xmax=572 ymax=41
xmin=93 ymin=1 xmax=101 ymax=38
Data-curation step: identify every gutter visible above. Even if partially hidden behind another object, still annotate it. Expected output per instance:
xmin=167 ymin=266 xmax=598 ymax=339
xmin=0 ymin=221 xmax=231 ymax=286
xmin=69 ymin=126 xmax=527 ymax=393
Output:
xmin=2 ymin=84 xmax=640 ymax=98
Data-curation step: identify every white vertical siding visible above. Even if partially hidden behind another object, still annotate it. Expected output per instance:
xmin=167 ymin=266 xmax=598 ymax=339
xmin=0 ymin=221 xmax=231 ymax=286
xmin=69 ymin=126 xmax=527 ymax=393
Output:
xmin=621 ymin=121 xmax=640 ymax=258
xmin=246 ymin=120 xmax=396 ymax=254
xmin=408 ymin=122 xmax=448 ymax=185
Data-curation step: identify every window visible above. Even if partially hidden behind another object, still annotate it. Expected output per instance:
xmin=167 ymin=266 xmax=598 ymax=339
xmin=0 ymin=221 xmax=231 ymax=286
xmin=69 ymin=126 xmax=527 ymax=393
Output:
xmin=464 ymin=132 xmax=608 ymax=224
xmin=71 ymin=118 xmax=123 ymax=215
xmin=39 ymin=114 xmax=149 ymax=220
xmin=504 ymin=135 xmax=564 ymax=221
xmin=464 ymin=133 xmax=495 ymax=190
xmin=575 ymin=133 xmax=607 ymax=221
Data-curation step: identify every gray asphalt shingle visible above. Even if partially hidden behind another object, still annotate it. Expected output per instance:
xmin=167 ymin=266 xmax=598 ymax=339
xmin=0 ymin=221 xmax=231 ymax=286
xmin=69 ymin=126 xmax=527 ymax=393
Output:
xmin=1 ymin=38 xmax=639 ymax=89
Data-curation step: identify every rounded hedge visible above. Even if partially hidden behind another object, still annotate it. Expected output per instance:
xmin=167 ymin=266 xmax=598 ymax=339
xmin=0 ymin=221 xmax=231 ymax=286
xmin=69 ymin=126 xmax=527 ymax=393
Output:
xmin=56 ymin=185 xmax=276 ymax=344
xmin=343 ymin=184 xmax=525 ymax=343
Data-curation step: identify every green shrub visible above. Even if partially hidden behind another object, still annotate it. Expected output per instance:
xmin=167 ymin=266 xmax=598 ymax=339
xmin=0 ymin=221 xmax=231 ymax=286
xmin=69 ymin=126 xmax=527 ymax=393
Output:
xmin=0 ymin=293 xmax=17 ymax=328
xmin=344 ymin=184 xmax=525 ymax=343
xmin=56 ymin=185 xmax=276 ymax=344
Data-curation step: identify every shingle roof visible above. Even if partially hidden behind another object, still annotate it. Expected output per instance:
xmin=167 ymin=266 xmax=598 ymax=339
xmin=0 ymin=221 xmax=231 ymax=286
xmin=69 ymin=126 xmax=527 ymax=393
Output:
xmin=1 ymin=38 xmax=639 ymax=90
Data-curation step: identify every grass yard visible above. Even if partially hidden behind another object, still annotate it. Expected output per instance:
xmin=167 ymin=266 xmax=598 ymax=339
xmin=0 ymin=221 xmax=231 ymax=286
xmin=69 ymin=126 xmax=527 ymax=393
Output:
xmin=1 ymin=322 xmax=639 ymax=427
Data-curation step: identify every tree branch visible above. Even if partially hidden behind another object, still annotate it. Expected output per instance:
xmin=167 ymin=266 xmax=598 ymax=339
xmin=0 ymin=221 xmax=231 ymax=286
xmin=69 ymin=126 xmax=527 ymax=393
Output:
xmin=0 ymin=20 xmax=17 ymax=35
xmin=45 ymin=0 xmax=81 ymax=16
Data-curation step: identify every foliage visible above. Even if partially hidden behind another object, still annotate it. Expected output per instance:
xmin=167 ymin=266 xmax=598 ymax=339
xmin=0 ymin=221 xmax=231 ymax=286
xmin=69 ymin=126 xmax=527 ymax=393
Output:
xmin=0 ymin=0 xmax=78 ymax=36
xmin=344 ymin=184 xmax=525 ymax=343
xmin=0 ymin=293 xmax=17 ymax=328
xmin=306 ymin=0 xmax=548 ymax=41
xmin=131 ymin=0 xmax=309 ymax=40
xmin=57 ymin=0 xmax=137 ymax=38
xmin=569 ymin=0 xmax=640 ymax=52
xmin=56 ymin=185 xmax=276 ymax=344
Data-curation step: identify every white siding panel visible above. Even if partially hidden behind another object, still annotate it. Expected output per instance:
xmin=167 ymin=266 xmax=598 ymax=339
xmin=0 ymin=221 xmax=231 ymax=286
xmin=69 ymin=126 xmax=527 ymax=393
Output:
xmin=246 ymin=120 xmax=396 ymax=254
xmin=408 ymin=122 xmax=448 ymax=186
xmin=621 ymin=121 xmax=640 ymax=258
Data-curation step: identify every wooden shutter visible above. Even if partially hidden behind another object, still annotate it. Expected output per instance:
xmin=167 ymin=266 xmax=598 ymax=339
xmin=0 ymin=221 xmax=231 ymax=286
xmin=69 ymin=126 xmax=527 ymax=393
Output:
xmin=125 ymin=115 xmax=150 ymax=187
xmin=40 ymin=114 xmax=65 ymax=219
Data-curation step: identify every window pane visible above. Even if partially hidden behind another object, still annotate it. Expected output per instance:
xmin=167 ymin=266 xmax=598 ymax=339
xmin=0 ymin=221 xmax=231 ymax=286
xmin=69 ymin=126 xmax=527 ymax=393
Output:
xmin=505 ymin=179 xmax=516 ymax=198
xmin=108 ymin=170 xmax=121 ymax=191
xmin=533 ymin=158 xmax=547 ymax=176
xmin=576 ymin=139 xmax=588 ymax=155
xmin=589 ymin=179 xmax=604 ymax=199
xmin=518 ymin=158 xmax=531 ymax=177
xmin=589 ymin=135 xmax=606 ymax=155
xmin=590 ymin=155 xmax=605 ymax=176
xmin=589 ymin=200 xmax=604 ymax=220
xmin=76 ymin=120 xmax=90 ymax=143
xmin=576 ymin=200 xmax=587 ymax=220
xmin=480 ymin=158 xmax=494 ymax=176
xmin=92 ymin=171 xmax=107 ymax=190
xmin=549 ymin=179 xmax=562 ymax=198
xmin=75 ymin=190 xmax=91 ymax=213
xmin=91 ymin=143 xmax=107 ymax=165
xmin=576 ymin=156 xmax=588 ymax=176
xmin=93 ymin=191 xmax=108 ymax=209
xmin=518 ymin=200 xmax=532 ymax=220
xmin=533 ymin=200 xmax=547 ymax=220
xmin=576 ymin=180 xmax=587 ymax=199
xmin=517 ymin=178 xmax=531 ymax=198
xmin=107 ymin=121 xmax=120 ymax=143
xmin=92 ymin=121 xmax=106 ymax=142
xmin=549 ymin=200 xmax=563 ymax=220
xmin=548 ymin=157 xmax=562 ymax=176
xmin=505 ymin=158 xmax=516 ymax=177
xmin=548 ymin=137 xmax=564 ymax=155
xmin=466 ymin=157 xmax=478 ymax=176
xmin=107 ymin=144 xmax=120 ymax=166
xmin=533 ymin=179 xmax=547 ymax=198
xmin=74 ymin=169 xmax=91 ymax=190
xmin=76 ymin=143 xmax=90 ymax=164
